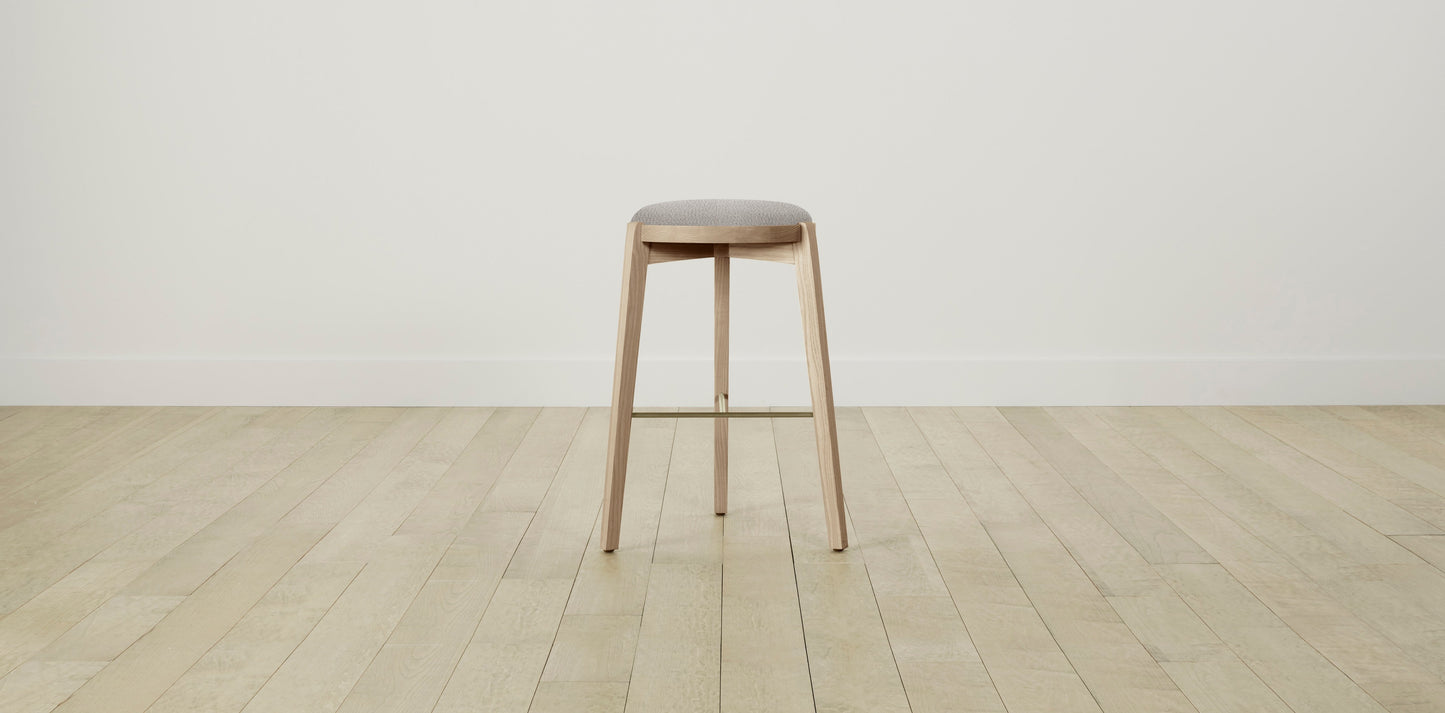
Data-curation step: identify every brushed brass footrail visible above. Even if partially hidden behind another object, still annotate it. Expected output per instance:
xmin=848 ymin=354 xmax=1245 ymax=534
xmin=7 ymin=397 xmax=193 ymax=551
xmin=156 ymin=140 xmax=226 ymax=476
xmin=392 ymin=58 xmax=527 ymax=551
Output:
xmin=631 ymin=408 xmax=813 ymax=419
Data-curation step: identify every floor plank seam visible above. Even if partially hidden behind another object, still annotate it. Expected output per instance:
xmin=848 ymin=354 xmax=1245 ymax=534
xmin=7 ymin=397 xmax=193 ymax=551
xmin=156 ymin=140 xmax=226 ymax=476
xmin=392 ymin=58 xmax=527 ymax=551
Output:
xmin=1091 ymin=409 xmax=1414 ymax=713
xmin=769 ymin=417 xmax=818 ymax=713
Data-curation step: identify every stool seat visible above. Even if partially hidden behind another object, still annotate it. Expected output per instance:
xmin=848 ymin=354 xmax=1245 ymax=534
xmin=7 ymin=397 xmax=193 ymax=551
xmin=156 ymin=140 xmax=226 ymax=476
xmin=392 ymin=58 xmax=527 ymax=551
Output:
xmin=632 ymin=199 xmax=811 ymax=227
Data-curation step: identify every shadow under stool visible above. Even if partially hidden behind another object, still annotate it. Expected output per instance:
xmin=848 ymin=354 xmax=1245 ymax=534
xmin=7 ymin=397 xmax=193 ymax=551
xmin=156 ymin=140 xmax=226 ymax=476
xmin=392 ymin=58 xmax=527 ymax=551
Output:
xmin=602 ymin=199 xmax=848 ymax=552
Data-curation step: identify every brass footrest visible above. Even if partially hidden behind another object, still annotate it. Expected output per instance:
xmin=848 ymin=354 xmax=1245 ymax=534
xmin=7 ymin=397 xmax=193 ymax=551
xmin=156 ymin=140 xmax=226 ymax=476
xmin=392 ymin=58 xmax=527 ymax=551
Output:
xmin=632 ymin=408 xmax=813 ymax=419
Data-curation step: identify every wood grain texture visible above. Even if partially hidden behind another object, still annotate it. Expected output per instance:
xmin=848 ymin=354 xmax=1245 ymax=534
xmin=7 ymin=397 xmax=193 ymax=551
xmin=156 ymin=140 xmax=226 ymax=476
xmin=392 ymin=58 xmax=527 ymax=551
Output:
xmin=638 ymin=223 xmax=801 ymax=244
xmin=726 ymin=241 xmax=796 ymax=264
xmin=645 ymin=242 xmax=712 ymax=264
xmin=0 ymin=407 xmax=214 ymax=531
xmin=714 ymin=245 xmax=729 ymax=516
xmin=2 ymin=405 xmax=1444 ymax=713
xmin=794 ymin=222 xmax=847 ymax=550
xmin=566 ymin=416 xmax=675 ymax=616
xmin=602 ymin=223 xmax=648 ymax=551
xmin=625 ymin=417 xmax=723 ymax=713
xmin=720 ymin=419 xmax=811 ymax=713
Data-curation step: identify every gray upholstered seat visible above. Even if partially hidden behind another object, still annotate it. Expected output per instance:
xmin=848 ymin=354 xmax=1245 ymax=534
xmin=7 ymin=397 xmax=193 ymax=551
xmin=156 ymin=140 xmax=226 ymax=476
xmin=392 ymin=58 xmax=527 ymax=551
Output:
xmin=632 ymin=199 xmax=811 ymax=227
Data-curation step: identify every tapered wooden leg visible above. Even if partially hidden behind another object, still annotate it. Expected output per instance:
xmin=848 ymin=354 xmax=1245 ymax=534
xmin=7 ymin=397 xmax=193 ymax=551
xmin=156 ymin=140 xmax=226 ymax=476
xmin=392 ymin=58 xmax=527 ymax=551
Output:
xmin=794 ymin=222 xmax=848 ymax=550
xmin=714 ymin=245 xmax=729 ymax=515
xmin=602 ymin=222 xmax=648 ymax=552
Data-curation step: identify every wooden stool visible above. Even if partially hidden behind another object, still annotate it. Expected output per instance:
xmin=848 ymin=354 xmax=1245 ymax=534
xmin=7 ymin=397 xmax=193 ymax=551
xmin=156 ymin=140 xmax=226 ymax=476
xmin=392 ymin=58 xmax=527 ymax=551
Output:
xmin=602 ymin=199 xmax=848 ymax=552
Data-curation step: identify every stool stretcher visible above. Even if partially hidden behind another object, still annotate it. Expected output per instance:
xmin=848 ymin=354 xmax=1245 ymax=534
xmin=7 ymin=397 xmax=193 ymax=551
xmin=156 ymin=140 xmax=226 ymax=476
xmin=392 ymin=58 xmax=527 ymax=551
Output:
xmin=630 ymin=409 xmax=813 ymax=419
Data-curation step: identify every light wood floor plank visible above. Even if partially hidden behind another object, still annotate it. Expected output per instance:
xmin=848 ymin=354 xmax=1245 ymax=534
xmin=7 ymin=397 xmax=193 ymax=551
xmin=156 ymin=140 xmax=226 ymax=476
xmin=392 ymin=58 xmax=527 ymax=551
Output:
xmin=988 ymin=407 xmax=1204 ymax=596
xmin=146 ymin=561 xmax=364 ymax=713
xmin=1000 ymin=407 xmax=1292 ymax=713
xmin=0 ymin=409 xmax=314 ymax=673
xmin=79 ymin=407 xmax=353 ymax=575
xmin=432 ymin=578 xmax=574 ymax=713
xmin=721 ymin=536 xmax=813 ymax=713
xmin=1088 ymin=408 xmax=1445 ymax=708
xmin=566 ymin=416 xmax=675 ymax=616
xmin=0 ymin=408 xmax=272 ymax=613
xmin=530 ymin=682 xmax=629 ymax=713
xmin=345 ymin=526 xmax=532 ymax=713
xmin=531 ymin=414 xmax=674 ymax=713
xmin=625 ymin=417 xmax=723 ymax=713
xmin=342 ymin=407 xmax=596 ymax=713
xmin=1394 ymin=535 xmax=1445 ymax=572
xmin=0 ymin=407 xmax=118 ymax=474
xmin=793 ymin=562 xmax=913 ymax=713
xmin=1220 ymin=558 xmax=1445 ymax=711
xmin=0 ymin=408 xmax=171 ymax=503
xmin=0 ymin=408 xmax=263 ymax=551
xmin=32 ymin=594 xmax=185 ymax=663
xmin=1185 ymin=406 xmax=1442 ymax=534
xmin=650 ymin=417 xmax=725 ymax=566
xmin=240 ymin=533 xmax=451 ymax=713
xmin=720 ymin=419 xmax=811 ymax=713
xmin=8 ymin=409 xmax=418 ymax=709
xmin=1226 ymin=406 xmax=1445 ymax=528
xmin=1324 ymin=406 xmax=1445 ymax=468
xmin=958 ymin=407 xmax=1197 ymax=713
xmin=395 ymin=407 xmax=539 ymax=536
xmin=420 ymin=407 xmax=594 ymax=713
xmin=326 ymin=408 xmax=571 ymax=713
xmin=1095 ymin=406 xmax=1415 ymax=580
xmin=1001 ymin=407 xmax=1215 ymax=567
xmin=775 ymin=412 xmax=912 ymax=713
xmin=50 ymin=522 xmax=339 ymax=713
xmin=541 ymin=615 xmax=640 ymax=683
xmin=1157 ymin=563 xmax=1390 ymax=713
xmin=874 ymin=409 xmax=1087 ymax=713
xmin=858 ymin=409 xmax=1010 ymax=713
xmin=349 ymin=408 xmax=608 ymax=713
xmin=837 ymin=409 xmax=949 ymax=599
xmin=3 ymin=406 xmax=1445 ymax=713
xmin=1352 ymin=404 xmax=1445 ymax=451
xmin=0 ymin=407 xmax=68 ymax=449
xmin=477 ymin=407 xmax=587 ymax=514
xmin=0 ymin=407 xmax=215 ymax=530
xmin=121 ymin=409 xmax=400 ymax=596
xmin=1361 ymin=406 xmax=1445 ymax=447
xmin=1060 ymin=407 xmax=1445 ymax=708
xmin=301 ymin=408 xmax=491 ymax=564
xmin=161 ymin=410 xmax=523 ymax=713
xmin=331 ymin=511 xmax=535 ymax=712
xmin=1146 ymin=406 xmax=1432 ymax=554
xmin=0 ymin=660 xmax=106 ymax=713
xmin=0 ymin=563 xmax=150 ymax=683
xmin=1045 ymin=407 xmax=1287 ymax=566
xmin=1258 ymin=406 xmax=1445 ymax=498
xmin=505 ymin=407 xmax=610 ymax=579
xmin=1156 ymin=660 xmax=1293 ymax=713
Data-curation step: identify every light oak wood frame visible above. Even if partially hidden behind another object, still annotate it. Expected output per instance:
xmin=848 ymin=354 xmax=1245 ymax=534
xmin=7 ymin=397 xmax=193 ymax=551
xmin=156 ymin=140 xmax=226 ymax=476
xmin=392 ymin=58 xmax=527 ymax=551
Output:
xmin=714 ymin=244 xmax=729 ymax=517
xmin=602 ymin=221 xmax=848 ymax=552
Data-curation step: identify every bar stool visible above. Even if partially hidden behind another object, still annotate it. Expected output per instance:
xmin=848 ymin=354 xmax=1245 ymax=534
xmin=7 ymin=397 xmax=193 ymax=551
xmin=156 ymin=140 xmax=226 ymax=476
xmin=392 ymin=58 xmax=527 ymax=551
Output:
xmin=602 ymin=199 xmax=848 ymax=552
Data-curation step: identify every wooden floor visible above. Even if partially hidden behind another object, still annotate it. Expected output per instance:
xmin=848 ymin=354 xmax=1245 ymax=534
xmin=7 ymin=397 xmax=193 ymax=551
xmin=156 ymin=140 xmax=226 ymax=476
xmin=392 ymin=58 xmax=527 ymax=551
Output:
xmin=3 ymin=407 xmax=1445 ymax=712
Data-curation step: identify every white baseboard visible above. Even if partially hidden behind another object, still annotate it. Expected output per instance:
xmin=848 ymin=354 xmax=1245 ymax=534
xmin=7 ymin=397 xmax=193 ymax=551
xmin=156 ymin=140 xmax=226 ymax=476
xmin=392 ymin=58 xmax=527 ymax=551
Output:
xmin=2 ymin=356 xmax=1443 ymax=406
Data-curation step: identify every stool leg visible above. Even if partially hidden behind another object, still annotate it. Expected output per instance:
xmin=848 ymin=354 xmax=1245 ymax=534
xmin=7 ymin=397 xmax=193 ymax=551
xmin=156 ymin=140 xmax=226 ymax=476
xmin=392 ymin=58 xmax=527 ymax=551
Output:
xmin=714 ymin=245 xmax=729 ymax=515
xmin=794 ymin=222 xmax=848 ymax=551
xmin=603 ymin=222 xmax=648 ymax=552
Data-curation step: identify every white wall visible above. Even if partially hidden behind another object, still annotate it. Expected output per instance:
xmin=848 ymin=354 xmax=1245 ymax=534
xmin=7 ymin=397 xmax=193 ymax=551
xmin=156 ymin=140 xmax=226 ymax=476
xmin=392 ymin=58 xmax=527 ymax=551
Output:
xmin=3 ymin=1 xmax=1443 ymax=406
